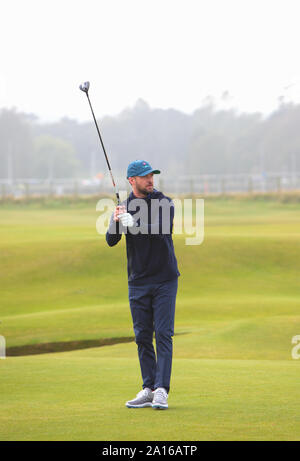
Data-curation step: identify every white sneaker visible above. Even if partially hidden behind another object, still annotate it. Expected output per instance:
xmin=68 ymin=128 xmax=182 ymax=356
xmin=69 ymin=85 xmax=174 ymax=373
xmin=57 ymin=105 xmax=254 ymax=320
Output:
xmin=152 ymin=387 xmax=168 ymax=410
xmin=125 ymin=388 xmax=154 ymax=408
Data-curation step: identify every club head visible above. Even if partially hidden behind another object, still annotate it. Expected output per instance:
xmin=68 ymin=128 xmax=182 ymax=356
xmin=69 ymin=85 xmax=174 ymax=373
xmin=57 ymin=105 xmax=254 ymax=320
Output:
xmin=79 ymin=81 xmax=90 ymax=93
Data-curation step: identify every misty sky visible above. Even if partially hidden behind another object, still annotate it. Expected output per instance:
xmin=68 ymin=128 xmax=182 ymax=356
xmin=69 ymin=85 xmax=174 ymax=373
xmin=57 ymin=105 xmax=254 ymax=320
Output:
xmin=1 ymin=0 xmax=300 ymax=122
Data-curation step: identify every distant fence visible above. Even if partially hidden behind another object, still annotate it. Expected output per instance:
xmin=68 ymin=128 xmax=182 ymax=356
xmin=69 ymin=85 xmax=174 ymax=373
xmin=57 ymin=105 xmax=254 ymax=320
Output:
xmin=1 ymin=173 xmax=300 ymax=199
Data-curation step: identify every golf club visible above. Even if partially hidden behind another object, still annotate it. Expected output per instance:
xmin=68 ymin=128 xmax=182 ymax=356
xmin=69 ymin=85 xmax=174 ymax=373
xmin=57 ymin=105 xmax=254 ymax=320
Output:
xmin=79 ymin=81 xmax=120 ymax=205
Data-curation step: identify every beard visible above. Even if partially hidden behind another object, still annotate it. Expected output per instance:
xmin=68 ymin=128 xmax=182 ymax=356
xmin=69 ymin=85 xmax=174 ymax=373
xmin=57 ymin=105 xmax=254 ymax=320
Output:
xmin=136 ymin=182 xmax=153 ymax=196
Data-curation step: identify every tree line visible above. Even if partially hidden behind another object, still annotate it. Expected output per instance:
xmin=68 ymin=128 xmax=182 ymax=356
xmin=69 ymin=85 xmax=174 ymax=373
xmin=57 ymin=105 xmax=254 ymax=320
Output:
xmin=0 ymin=98 xmax=299 ymax=180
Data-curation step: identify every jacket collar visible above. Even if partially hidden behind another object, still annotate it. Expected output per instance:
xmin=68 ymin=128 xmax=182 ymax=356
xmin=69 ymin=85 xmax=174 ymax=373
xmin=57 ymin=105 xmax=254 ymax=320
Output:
xmin=129 ymin=189 xmax=158 ymax=201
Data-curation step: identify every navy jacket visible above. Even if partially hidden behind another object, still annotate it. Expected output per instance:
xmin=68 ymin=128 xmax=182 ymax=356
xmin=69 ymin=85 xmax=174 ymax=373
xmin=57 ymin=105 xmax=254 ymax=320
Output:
xmin=106 ymin=189 xmax=180 ymax=285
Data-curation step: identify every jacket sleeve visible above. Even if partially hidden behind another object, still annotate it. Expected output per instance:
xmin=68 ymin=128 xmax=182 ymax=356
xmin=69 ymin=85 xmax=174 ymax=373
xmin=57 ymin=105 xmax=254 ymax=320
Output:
xmin=105 ymin=212 xmax=123 ymax=247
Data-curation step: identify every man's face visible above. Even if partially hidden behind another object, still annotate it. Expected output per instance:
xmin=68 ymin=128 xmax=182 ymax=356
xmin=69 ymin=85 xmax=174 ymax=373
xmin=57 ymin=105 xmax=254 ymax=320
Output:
xmin=129 ymin=173 xmax=154 ymax=196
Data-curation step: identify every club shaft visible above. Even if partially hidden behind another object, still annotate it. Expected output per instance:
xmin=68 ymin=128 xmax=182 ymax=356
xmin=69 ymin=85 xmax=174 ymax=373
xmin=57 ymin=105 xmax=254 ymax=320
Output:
xmin=85 ymin=92 xmax=120 ymax=205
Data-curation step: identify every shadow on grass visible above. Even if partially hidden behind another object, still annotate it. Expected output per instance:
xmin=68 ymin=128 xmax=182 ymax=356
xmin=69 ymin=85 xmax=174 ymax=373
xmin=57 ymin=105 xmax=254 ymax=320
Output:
xmin=6 ymin=337 xmax=135 ymax=356
xmin=6 ymin=332 xmax=189 ymax=357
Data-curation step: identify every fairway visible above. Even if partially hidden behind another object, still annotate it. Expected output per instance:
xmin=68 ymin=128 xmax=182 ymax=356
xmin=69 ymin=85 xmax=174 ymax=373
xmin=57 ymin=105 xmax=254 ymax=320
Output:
xmin=1 ymin=196 xmax=300 ymax=440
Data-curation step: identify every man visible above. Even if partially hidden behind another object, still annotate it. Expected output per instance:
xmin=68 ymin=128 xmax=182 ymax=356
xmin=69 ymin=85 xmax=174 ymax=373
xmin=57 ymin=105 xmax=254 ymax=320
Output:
xmin=106 ymin=160 xmax=180 ymax=410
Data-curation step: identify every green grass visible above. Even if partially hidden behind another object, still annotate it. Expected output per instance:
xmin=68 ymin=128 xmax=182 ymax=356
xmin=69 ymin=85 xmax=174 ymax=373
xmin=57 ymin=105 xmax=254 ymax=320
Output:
xmin=0 ymin=196 xmax=300 ymax=440
xmin=1 ymin=351 xmax=300 ymax=441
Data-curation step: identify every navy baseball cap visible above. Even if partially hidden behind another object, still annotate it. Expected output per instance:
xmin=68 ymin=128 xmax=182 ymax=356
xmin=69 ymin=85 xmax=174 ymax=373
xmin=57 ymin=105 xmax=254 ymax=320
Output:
xmin=127 ymin=160 xmax=161 ymax=178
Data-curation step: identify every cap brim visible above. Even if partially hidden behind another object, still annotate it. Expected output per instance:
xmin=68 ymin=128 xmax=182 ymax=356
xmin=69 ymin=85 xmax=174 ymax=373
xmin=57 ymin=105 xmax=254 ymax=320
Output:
xmin=139 ymin=168 xmax=161 ymax=176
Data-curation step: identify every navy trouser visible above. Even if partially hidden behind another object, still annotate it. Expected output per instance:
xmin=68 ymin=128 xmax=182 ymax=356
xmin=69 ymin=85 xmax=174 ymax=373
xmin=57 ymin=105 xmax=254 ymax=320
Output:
xmin=128 ymin=277 xmax=178 ymax=393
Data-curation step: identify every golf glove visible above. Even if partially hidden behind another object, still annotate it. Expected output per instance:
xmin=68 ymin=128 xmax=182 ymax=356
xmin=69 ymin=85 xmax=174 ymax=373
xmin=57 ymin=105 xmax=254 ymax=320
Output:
xmin=118 ymin=212 xmax=134 ymax=227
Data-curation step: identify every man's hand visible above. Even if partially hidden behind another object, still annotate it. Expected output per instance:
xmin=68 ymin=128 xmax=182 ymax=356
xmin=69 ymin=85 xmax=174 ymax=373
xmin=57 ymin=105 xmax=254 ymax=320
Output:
xmin=113 ymin=205 xmax=126 ymax=222
xmin=119 ymin=212 xmax=134 ymax=227
xmin=113 ymin=205 xmax=134 ymax=227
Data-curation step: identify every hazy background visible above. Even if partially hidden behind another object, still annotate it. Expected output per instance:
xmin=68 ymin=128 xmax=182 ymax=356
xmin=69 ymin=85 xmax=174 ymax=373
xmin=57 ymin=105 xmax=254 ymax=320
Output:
xmin=1 ymin=0 xmax=300 ymax=182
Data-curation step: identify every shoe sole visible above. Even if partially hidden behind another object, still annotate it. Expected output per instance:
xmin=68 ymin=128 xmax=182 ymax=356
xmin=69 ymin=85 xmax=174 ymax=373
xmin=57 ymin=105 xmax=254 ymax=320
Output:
xmin=152 ymin=404 xmax=168 ymax=410
xmin=125 ymin=402 xmax=153 ymax=408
